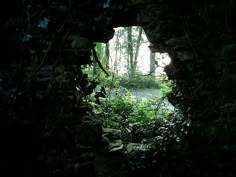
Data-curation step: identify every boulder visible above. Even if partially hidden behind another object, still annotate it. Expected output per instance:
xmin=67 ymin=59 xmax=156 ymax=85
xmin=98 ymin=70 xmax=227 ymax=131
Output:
xmin=103 ymin=128 xmax=122 ymax=140
xmin=125 ymin=143 xmax=155 ymax=158
xmin=109 ymin=139 xmax=124 ymax=153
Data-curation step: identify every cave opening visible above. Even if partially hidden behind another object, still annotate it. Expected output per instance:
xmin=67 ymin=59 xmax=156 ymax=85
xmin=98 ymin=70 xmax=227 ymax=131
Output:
xmin=83 ymin=26 xmax=177 ymax=129
xmin=83 ymin=26 xmax=188 ymax=177
xmin=1 ymin=1 xmax=236 ymax=177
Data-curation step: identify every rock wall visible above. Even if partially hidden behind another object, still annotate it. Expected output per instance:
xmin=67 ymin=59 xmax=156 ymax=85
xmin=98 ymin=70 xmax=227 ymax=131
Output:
xmin=0 ymin=0 xmax=235 ymax=176
xmin=141 ymin=1 xmax=236 ymax=176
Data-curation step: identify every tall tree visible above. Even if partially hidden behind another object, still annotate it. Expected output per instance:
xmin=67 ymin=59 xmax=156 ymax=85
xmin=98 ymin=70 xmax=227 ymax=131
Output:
xmin=149 ymin=51 xmax=156 ymax=76
xmin=113 ymin=29 xmax=122 ymax=74
xmin=127 ymin=27 xmax=133 ymax=77
xmin=105 ymin=43 xmax=110 ymax=70
xmin=96 ymin=43 xmax=103 ymax=59
xmin=126 ymin=26 xmax=143 ymax=78
xmin=133 ymin=27 xmax=143 ymax=76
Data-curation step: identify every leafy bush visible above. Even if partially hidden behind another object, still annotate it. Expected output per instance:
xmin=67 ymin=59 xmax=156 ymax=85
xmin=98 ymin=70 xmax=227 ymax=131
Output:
xmin=84 ymin=68 xmax=174 ymax=134
xmin=159 ymin=79 xmax=172 ymax=97
xmin=124 ymin=113 xmax=191 ymax=177
xmin=89 ymin=83 xmax=173 ymax=131
xmin=119 ymin=75 xmax=160 ymax=89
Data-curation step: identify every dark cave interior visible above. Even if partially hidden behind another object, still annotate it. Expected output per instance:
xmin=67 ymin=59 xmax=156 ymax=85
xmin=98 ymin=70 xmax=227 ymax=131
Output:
xmin=1 ymin=0 xmax=236 ymax=177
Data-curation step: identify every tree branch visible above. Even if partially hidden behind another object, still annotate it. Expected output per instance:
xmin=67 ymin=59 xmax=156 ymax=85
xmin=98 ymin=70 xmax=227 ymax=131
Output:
xmin=92 ymin=47 xmax=109 ymax=77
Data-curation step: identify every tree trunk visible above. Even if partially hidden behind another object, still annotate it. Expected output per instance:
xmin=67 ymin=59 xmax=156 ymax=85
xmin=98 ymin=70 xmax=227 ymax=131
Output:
xmin=114 ymin=29 xmax=121 ymax=74
xmin=133 ymin=27 xmax=143 ymax=76
xmin=105 ymin=43 xmax=110 ymax=70
xmin=149 ymin=51 xmax=156 ymax=76
xmin=127 ymin=27 xmax=134 ymax=78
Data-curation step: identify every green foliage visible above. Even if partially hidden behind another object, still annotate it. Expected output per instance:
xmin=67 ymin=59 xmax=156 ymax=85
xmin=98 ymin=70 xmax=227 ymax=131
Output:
xmin=119 ymin=75 xmax=160 ymax=89
xmin=159 ymin=79 xmax=173 ymax=97
xmin=125 ymin=114 xmax=191 ymax=176
xmin=88 ymin=78 xmax=173 ymax=130
xmin=83 ymin=63 xmax=174 ymax=133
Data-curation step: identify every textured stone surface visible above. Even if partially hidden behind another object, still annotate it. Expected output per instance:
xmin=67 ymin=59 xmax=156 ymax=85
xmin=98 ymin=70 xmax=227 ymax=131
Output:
xmin=1 ymin=0 xmax=236 ymax=177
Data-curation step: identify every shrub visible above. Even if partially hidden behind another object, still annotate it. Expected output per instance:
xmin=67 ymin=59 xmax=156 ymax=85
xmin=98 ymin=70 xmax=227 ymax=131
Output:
xmin=85 ymin=71 xmax=174 ymax=133
xmin=119 ymin=75 xmax=160 ymax=89
xmin=89 ymin=85 xmax=173 ymax=131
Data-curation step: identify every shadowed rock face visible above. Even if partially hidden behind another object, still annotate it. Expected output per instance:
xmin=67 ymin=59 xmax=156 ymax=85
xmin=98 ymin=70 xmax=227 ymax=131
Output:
xmin=0 ymin=0 xmax=236 ymax=177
